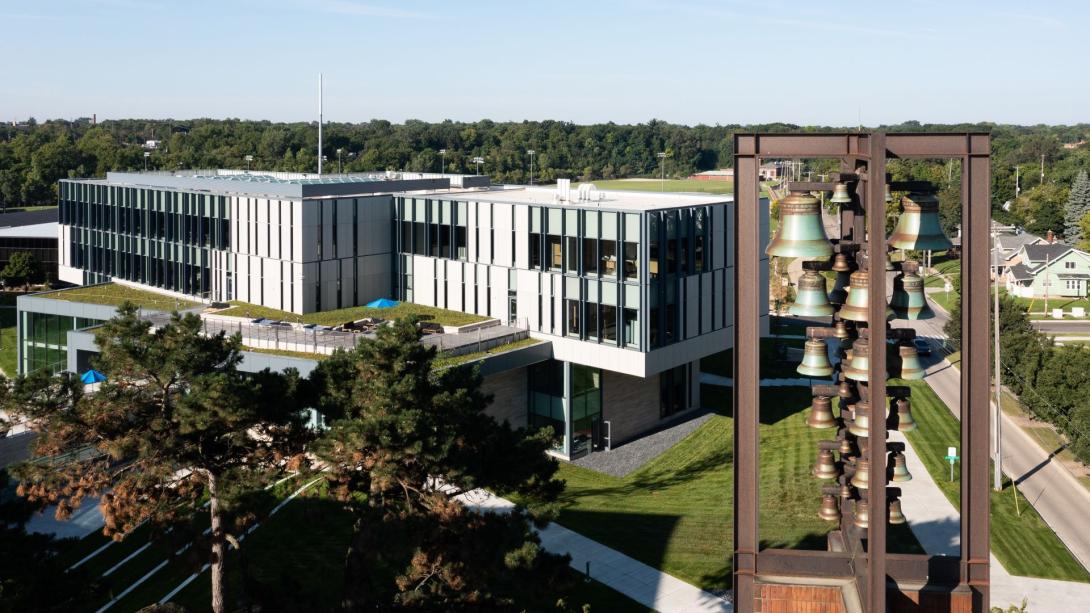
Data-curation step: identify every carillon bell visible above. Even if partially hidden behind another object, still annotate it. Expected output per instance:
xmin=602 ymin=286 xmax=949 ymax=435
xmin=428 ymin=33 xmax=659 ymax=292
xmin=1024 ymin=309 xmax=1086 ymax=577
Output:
xmin=842 ymin=339 xmax=870 ymax=382
xmin=851 ymin=457 xmax=870 ymax=489
xmin=838 ymin=437 xmax=856 ymax=459
xmin=888 ymin=497 xmax=907 ymax=525
xmin=798 ymin=338 xmax=834 ymax=377
xmin=837 ymin=376 xmax=855 ymax=399
xmin=839 ymin=482 xmax=853 ymax=500
xmin=889 ymin=451 xmax=913 ymax=483
xmin=813 ymin=448 xmax=840 ymax=480
xmin=808 ymin=396 xmax=838 ymax=429
xmin=791 ymin=270 xmax=834 ymax=317
xmin=830 ymin=182 xmax=852 ymax=204
xmin=889 ymin=193 xmax=953 ymax=251
xmin=894 ymin=398 xmax=917 ymax=432
xmin=838 ymin=271 xmax=894 ymax=322
xmin=767 ymin=192 xmax=834 ymax=258
xmin=854 ymin=499 xmax=870 ymax=529
xmin=831 ymin=252 xmax=852 ymax=272
xmin=848 ymin=401 xmax=871 ymax=437
xmin=819 ymin=493 xmax=841 ymax=522
xmin=890 ymin=268 xmax=935 ymax=320
xmin=829 ymin=270 xmax=851 ymax=305
xmin=897 ymin=344 xmax=926 ymax=380
xmin=884 ymin=251 xmax=895 ymax=271
xmin=833 ymin=319 xmax=852 ymax=340
xmin=885 ymin=184 xmax=893 ymax=204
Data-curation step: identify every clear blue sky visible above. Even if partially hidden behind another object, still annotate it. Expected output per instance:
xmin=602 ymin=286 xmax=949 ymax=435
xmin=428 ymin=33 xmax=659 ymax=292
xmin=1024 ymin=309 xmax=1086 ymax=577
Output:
xmin=3 ymin=0 xmax=1086 ymax=126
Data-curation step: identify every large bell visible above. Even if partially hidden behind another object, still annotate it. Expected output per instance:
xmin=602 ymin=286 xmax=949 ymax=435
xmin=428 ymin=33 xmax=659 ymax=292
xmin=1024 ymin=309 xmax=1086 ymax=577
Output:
xmin=813 ymin=448 xmax=840 ymax=480
xmin=830 ymin=182 xmax=852 ymax=204
xmin=888 ymin=497 xmax=907 ymax=525
xmin=897 ymin=344 xmax=926 ymax=380
xmin=889 ymin=193 xmax=953 ymax=251
xmin=838 ymin=271 xmax=894 ymax=322
xmin=893 ymin=398 xmax=917 ymax=432
xmin=889 ymin=451 xmax=913 ymax=482
xmin=891 ymin=270 xmax=935 ymax=320
xmin=842 ymin=339 xmax=870 ymax=382
xmin=767 ymin=192 xmax=834 ymax=258
xmin=848 ymin=401 xmax=871 ymax=437
xmin=819 ymin=493 xmax=841 ymax=522
xmin=791 ymin=270 xmax=834 ymax=316
xmin=851 ymin=457 xmax=870 ymax=489
xmin=798 ymin=338 xmax=834 ymax=377
xmin=854 ymin=499 xmax=870 ymax=530
xmin=808 ymin=396 xmax=838 ymax=429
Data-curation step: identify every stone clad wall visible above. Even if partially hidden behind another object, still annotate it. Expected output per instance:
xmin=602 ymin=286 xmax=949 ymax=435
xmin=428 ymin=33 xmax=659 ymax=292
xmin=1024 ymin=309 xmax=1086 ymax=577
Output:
xmin=601 ymin=369 xmax=662 ymax=445
xmin=481 ymin=368 xmax=528 ymax=429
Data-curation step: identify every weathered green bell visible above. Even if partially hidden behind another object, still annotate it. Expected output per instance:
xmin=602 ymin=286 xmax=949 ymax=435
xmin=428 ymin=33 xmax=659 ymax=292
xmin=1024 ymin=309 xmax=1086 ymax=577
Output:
xmin=830 ymin=182 xmax=852 ymax=204
xmin=767 ymin=192 xmax=834 ymax=258
xmin=813 ymin=448 xmax=840 ymax=480
xmin=819 ymin=493 xmax=841 ymax=522
xmin=838 ymin=271 xmax=894 ymax=323
xmin=889 ymin=451 xmax=913 ymax=483
xmin=848 ymin=400 xmax=871 ymax=438
xmin=854 ymin=499 xmax=870 ymax=530
xmin=808 ymin=396 xmax=838 ymax=429
xmin=842 ymin=339 xmax=870 ymax=382
xmin=851 ymin=457 xmax=870 ymax=489
xmin=790 ymin=270 xmax=834 ymax=317
xmin=889 ymin=193 xmax=953 ymax=251
xmin=890 ymin=270 xmax=935 ymax=320
xmin=833 ymin=319 xmax=852 ymax=340
xmin=897 ymin=344 xmax=926 ymax=380
xmin=798 ymin=338 xmax=834 ymax=377
xmin=888 ymin=497 xmax=907 ymax=525
xmin=893 ymin=398 xmax=917 ymax=432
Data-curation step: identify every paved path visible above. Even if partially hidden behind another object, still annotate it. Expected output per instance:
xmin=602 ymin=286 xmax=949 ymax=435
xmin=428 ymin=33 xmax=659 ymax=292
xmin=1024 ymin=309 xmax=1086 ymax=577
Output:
xmin=458 ymin=489 xmax=732 ymax=612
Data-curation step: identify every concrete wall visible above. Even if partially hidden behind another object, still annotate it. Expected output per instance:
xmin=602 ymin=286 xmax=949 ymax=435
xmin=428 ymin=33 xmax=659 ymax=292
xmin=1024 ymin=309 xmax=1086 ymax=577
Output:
xmin=481 ymin=367 xmax=528 ymax=429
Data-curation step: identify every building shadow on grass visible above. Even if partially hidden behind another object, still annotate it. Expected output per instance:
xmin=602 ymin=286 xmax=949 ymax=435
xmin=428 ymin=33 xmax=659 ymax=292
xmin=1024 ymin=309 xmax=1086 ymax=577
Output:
xmin=701 ymin=384 xmax=815 ymax=426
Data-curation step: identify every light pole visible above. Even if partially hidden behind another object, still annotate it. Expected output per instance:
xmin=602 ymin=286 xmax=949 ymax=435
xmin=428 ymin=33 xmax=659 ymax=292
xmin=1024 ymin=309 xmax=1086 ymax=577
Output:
xmin=336 ymin=148 xmax=343 ymax=174
xmin=439 ymin=148 xmax=446 ymax=174
xmin=472 ymin=156 xmax=484 ymax=176
xmin=1014 ymin=166 xmax=1020 ymax=198
xmin=527 ymin=149 xmax=535 ymax=185
xmin=993 ymin=230 xmax=1003 ymax=491
xmin=244 ymin=154 xmax=253 ymax=171
xmin=657 ymin=151 xmax=667 ymax=191
xmin=143 ymin=151 xmax=150 ymax=171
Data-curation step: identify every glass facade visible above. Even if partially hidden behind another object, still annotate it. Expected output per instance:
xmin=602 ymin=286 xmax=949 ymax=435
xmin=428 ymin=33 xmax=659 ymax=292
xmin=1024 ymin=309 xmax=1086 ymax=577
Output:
xmin=20 ymin=311 xmax=103 ymax=375
xmin=528 ymin=360 xmax=566 ymax=454
xmin=59 ymin=180 xmax=230 ymax=298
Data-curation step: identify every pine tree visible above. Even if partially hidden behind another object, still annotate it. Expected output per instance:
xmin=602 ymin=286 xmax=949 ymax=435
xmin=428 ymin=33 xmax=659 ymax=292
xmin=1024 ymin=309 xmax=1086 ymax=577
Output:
xmin=1063 ymin=169 xmax=1090 ymax=242
xmin=4 ymin=304 xmax=311 ymax=613
xmin=308 ymin=318 xmax=572 ymax=610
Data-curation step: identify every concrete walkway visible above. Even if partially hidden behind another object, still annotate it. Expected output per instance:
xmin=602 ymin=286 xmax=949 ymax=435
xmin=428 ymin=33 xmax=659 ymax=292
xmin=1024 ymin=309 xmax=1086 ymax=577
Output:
xmin=458 ymin=488 xmax=732 ymax=612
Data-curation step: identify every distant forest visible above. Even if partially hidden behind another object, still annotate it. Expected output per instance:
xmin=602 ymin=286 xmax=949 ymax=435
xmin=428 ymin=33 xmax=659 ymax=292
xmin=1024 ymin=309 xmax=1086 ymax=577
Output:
xmin=2 ymin=118 xmax=1089 ymax=231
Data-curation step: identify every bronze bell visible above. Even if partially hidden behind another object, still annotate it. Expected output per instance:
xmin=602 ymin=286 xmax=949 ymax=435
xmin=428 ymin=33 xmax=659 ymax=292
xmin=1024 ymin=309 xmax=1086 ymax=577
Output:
xmin=889 ymin=192 xmax=954 ymax=251
xmin=813 ymin=448 xmax=840 ymax=480
xmin=833 ymin=319 xmax=852 ymax=340
xmin=798 ymin=338 xmax=834 ymax=378
xmin=790 ymin=270 xmax=834 ymax=317
xmin=838 ymin=271 xmax=894 ymax=322
xmin=842 ymin=339 xmax=870 ymax=382
xmin=831 ymin=252 xmax=852 ymax=272
xmin=889 ymin=451 xmax=913 ymax=482
xmin=897 ymin=344 xmax=926 ymax=380
xmin=767 ymin=192 xmax=834 ymax=258
xmin=839 ymin=482 xmax=853 ymax=500
xmin=848 ymin=401 xmax=871 ymax=437
xmin=888 ymin=497 xmax=907 ymax=525
xmin=808 ymin=396 xmax=838 ymax=429
xmin=851 ymin=457 xmax=870 ymax=489
xmin=830 ymin=182 xmax=852 ymax=204
xmin=838 ymin=437 xmax=855 ymax=458
xmin=854 ymin=499 xmax=870 ymax=530
xmin=894 ymin=398 xmax=917 ymax=432
xmin=819 ymin=493 xmax=841 ymax=522
xmin=837 ymin=376 xmax=855 ymax=399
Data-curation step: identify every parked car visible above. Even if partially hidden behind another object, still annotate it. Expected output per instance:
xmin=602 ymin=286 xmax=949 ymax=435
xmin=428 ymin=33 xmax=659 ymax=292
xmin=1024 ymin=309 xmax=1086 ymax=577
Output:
xmin=913 ymin=338 xmax=932 ymax=356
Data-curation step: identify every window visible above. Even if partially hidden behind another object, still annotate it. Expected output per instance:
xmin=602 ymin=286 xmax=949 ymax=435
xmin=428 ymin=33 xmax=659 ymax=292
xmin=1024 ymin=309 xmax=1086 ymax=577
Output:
xmin=649 ymin=213 xmax=660 ymax=280
xmin=601 ymin=239 xmax=617 ymax=278
xmin=566 ymin=299 xmax=581 ymax=337
xmin=529 ymin=360 xmax=567 ymax=454
xmin=531 ymin=233 xmax=543 ymax=269
xmin=660 ymin=365 xmax=687 ymax=418
xmin=548 ymin=235 xmax=563 ymax=270
xmin=624 ymin=241 xmax=639 ymax=281
xmin=582 ymin=237 xmax=598 ymax=276
xmin=694 ymin=207 xmax=707 ymax=273
xmin=1065 ymin=261 xmax=1076 ymax=269
xmin=565 ymin=236 xmax=579 ymax=274
xmin=585 ymin=301 xmax=598 ymax=340
xmin=623 ymin=308 xmax=639 ymax=348
xmin=601 ymin=305 xmax=617 ymax=343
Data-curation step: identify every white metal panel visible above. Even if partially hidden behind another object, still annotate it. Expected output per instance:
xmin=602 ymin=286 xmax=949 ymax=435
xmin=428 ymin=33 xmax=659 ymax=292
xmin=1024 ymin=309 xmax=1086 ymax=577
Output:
xmin=413 ymin=256 xmax=435 ymax=307
xmin=492 ymin=203 xmax=512 ymax=267
xmin=514 ymin=204 xmax=529 ymax=269
xmin=489 ymin=265 xmax=508 ymax=320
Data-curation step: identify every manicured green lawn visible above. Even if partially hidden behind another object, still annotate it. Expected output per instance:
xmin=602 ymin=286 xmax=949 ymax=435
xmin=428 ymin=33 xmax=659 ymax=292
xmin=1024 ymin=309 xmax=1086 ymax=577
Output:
xmin=218 ymin=300 xmax=488 ymax=328
xmin=241 ymin=345 xmax=332 ymax=361
xmin=434 ymin=337 xmax=544 ymax=369
xmin=0 ymin=204 xmax=58 ymax=214
xmin=44 ymin=283 xmax=202 ymax=311
xmin=700 ymin=338 xmax=808 ymax=381
xmin=898 ymin=379 xmax=1090 ymax=582
xmin=0 ymin=306 xmax=16 ymax=376
xmin=552 ymin=386 xmax=921 ymax=591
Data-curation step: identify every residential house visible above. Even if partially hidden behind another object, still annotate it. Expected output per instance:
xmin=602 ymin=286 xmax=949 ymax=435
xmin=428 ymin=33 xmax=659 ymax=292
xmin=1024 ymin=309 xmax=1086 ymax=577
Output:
xmin=1005 ymin=243 xmax=1090 ymax=298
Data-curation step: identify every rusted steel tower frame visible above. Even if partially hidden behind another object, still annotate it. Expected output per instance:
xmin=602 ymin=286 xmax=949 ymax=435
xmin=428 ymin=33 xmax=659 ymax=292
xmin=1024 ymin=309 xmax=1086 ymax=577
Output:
xmin=732 ymin=133 xmax=991 ymax=612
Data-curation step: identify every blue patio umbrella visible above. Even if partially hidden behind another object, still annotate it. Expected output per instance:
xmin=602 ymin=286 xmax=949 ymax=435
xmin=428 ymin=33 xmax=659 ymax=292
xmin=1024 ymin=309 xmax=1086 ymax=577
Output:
xmin=80 ymin=369 xmax=107 ymax=384
xmin=365 ymin=298 xmax=399 ymax=308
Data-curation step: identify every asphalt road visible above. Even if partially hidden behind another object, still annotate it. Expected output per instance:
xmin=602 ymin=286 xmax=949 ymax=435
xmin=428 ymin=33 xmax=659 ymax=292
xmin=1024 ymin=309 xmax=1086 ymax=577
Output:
xmin=1031 ymin=319 xmax=1090 ymax=334
xmin=895 ymin=287 xmax=1090 ymax=572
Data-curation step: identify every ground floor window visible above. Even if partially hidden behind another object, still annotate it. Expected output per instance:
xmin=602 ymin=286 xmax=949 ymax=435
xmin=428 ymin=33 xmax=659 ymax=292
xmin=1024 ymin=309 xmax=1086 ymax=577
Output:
xmin=660 ymin=364 xmax=687 ymax=419
xmin=529 ymin=360 xmax=566 ymax=454
xmin=570 ymin=365 xmax=602 ymax=458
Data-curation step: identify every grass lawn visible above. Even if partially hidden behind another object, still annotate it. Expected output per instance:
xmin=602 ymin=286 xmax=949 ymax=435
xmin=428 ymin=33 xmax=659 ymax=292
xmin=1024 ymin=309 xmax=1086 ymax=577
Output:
xmin=434 ymin=337 xmax=544 ymax=369
xmin=0 ymin=204 xmax=57 ymax=213
xmin=218 ymin=300 xmax=488 ymax=328
xmin=929 ymin=288 xmax=958 ymax=314
xmin=242 ymin=345 xmax=332 ymax=361
xmin=700 ymin=338 xmax=808 ymax=381
xmin=898 ymin=379 xmax=1090 ymax=582
xmin=44 ymin=283 xmax=201 ymax=311
xmin=551 ymin=385 xmax=921 ymax=592
xmin=0 ymin=305 xmax=16 ymax=376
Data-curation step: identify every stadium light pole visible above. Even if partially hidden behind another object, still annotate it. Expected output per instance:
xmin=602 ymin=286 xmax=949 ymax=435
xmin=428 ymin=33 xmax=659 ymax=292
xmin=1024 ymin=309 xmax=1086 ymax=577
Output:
xmin=244 ymin=154 xmax=253 ymax=171
xmin=337 ymin=148 xmax=343 ymax=173
xmin=439 ymin=148 xmax=447 ymax=174
xmin=528 ymin=149 xmax=536 ymax=185
xmin=657 ymin=151 xmax=667 ymax=191
xmin=143 ymin=151 xmax=150 ymax=171
xmin=472 ymin=156 xmax=484 ymax=176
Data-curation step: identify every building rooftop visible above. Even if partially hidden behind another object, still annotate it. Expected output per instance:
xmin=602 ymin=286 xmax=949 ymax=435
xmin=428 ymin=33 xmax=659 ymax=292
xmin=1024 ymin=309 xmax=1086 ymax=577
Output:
xmin=0 ymin=221 xmax=57 ymax=238
xmin=440 ymin=184 xmax=733 ymax=212
xmin=1023 ymin=243 xmax=1074 ymax=265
